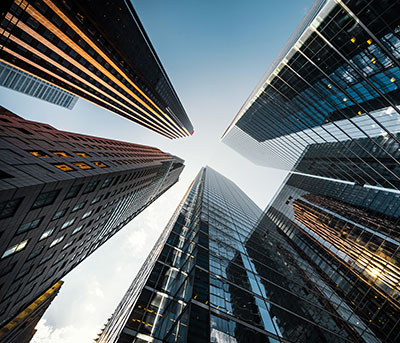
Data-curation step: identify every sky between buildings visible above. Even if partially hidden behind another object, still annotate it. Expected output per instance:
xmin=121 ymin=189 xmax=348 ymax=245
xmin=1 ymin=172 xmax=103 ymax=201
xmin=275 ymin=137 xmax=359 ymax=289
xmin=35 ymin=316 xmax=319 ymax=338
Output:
xmin=0 ymin=0 xmax=314 ymax=341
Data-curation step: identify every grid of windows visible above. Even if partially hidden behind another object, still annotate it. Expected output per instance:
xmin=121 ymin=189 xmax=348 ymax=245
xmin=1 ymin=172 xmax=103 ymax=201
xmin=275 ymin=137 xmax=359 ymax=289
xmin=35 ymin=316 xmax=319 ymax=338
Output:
xmin=222 ymin=0 xmax=400 ymax=190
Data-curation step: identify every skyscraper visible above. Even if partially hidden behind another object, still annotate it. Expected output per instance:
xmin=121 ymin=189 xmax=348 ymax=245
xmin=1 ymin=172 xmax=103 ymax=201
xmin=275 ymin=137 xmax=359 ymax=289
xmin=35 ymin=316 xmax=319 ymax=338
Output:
xmin=257 ymin=173 xmax=400 ymax=342
xmin=0 ymin=0 xmax=193 ymax=138
xmin=0 ymin=281 xmax=62 ymax=343
xmin=222 ymin=0 xmax=400 ymax=188
xmin=0 ymin=106 xmax=185 ymax=337
xmin=96 ymin=167 xmax=393 ymax=343
xmin=0 ymin=61 xmax=78 ymax=109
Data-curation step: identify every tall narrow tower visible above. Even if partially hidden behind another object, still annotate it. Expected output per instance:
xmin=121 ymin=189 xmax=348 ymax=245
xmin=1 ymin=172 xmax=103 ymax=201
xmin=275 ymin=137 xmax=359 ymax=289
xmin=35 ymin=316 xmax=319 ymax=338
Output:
xmin=0 ymin=106 xmax=185 ymax=339
xmin=0 ymin=0 xmax=193 ymax=138
xmin=96 ymin=167 xmax=391 ymax=343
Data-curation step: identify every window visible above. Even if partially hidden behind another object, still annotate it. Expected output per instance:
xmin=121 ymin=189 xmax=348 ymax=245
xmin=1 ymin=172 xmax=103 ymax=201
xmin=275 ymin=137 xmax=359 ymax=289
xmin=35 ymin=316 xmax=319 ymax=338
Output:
xmin=16 ymin=265 xmax=31 ymax=280
xmin=101 ymin=177 xmax=113 ymax=189
xmin=65 ymin=184 xmax=82 ymax=199
xmin=40 ymin=227 xmax=55 ymax=240
xmin=0 ymin=198 xmax=22 ymax=219
xmin=72 ymin=201 xmax=86 ymax=212
xmin=39 ymin=251 xmax=55 ymax=264
xmin=32 ymin=189 xmax=60 ymax=209
xmin=91 ymin=195 xmax=102 ymax=204
xmin=61 ymin=218 xmax=75 ymax=230
xmin=52 ymin=151 xmax=72 ymax=158
xmin=2 ymin=240 xmax=28 ymax=258
xmin=28 ymin=247 xmax=44 ymax=260
xmin=83 ymin=180 xmax=99 ymax=194
xmin=62 ymin=241 xmax=73 ymax=250
xmin=50 ymin=236 xmax=64 ymax=247
xmin=52 ymin=208 xmax=67 ymax=221
xmin=72 ymin=162 xmax=93 ymax=170
xmin=75 ymin=152 xmax=90 ymax=157
xmin=18 ymin=217 xmax=42 ymax=234
xmin=93 ymin=161 xmax=108 ymax=168
xmin=28 ymin=150 xmax=49 ymax=158
xmin=72 ymin=225 xmax=83 ymax=235
xmin=53 ymin=163 xmax=75 ymax=172
xmin=53 ymin=253 xmax=65 ymax=265
xmin=82 ymin=210 xmax=93 ymax=219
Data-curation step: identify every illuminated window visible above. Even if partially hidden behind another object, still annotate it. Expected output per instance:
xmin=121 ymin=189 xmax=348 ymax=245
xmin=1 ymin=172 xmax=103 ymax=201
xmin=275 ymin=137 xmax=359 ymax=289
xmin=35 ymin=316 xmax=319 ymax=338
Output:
xmin=29 ymin=150 xmax=49 ymax=158
xmin=54 ymin=163 xmax=75 ymax=172
xmin=52 ymin=151 xmax=72 ymax=158
xmin=75 ymin=152 xmax=91 ymax=157
xmin=61 ymin=218 xmax=75 ymax=230
xmin=72 ymin=201 xmax=86 ymax=212
xmin=40 ymin=227 xmax=55 ymax=240
xmin=50 ymin=236 xmax=64 ymax=248
xmin=72 ymin=162 xmax=93 ymax=170
xmin=93 ymin=161 xmax=108 ymax=168
xmin=82 ymin=209 xmax=93 ymax=219
xmin=2 ymin=240 xmax=28 ymax=258
xmin=72 ymin=225 xmax=83 ymax=235
xmin=62 ymin=241 xmax=73 ymax=250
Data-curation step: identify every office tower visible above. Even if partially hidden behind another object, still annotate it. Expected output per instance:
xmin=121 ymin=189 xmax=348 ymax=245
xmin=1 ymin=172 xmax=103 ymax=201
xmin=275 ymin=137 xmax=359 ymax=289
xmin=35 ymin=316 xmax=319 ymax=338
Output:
xmin=96 ymin=167 xmax=387 ymax=343
xmin=0 ymin=106 xmax=185 ymax=335
xmin=0 ymin=61 xmax=78 ymax=109
xmin=257 ymin=173 xmax=400 ymax=342
xmin=0 ymin=0 xmax=193 ymax=138
xmin=222 ymin=0 xmax=400 ymax=188
xmin=0 ymin=281 xmax=62 ymax=343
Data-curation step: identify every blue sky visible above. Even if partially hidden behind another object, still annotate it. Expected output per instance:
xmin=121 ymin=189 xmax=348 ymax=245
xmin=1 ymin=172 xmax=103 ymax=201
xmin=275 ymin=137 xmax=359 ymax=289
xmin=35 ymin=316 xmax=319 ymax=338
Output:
xmin=0 ymin=1 xmax=314 ymax=341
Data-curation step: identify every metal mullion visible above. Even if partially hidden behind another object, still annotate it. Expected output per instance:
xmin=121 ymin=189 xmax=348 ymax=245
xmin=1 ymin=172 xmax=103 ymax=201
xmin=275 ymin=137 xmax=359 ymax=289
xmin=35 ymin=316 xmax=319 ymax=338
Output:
xmin=285 ymin=62 xmax=400 ymax=188
xmin=311 ymin=24 xmax=400 ymax=147
xmin=296 ymin=46 xmax=400 ymax=183
xmin=269 ymin=77 xmax=369 ymax=184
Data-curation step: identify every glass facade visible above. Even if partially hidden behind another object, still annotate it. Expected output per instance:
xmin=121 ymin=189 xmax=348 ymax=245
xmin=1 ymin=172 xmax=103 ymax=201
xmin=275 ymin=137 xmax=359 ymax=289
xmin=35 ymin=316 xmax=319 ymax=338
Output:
xmin=96 ymin=167 xmax=400 ymax=343
xmin=0 ymin=0 xmax=193 ymax=138
xmin=0 ymin=61 xmax=78 ymax=109
xmin=259 ymin=173 xmax=400 ymax=342
xmin=222 ymin=0 xmax=400 ymax=189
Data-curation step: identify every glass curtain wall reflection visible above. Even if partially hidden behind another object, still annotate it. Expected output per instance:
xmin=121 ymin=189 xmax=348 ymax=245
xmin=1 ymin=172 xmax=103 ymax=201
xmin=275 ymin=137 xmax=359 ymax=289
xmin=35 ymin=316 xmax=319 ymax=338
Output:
xmin=96 ymin=167 xmax=395 ymax=343
xmin=261 ymin=173 xmax=400 ymax=342
xmin=222 ymin=0 xmax=400 ymax=190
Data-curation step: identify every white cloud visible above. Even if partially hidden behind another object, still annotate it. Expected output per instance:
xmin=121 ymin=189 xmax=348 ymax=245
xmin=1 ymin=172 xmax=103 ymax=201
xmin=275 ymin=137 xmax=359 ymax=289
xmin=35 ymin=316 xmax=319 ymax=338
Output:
xmin=31 ymin=319 xmax=91 ymax=343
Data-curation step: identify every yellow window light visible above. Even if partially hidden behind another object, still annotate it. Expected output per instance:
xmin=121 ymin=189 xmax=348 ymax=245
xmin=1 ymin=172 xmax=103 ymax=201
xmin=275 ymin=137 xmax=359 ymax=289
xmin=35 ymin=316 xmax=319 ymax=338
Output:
xmin=371 ymin=57 xmax=376 ymax=64
xmin=75 ymin=152 xmax=90 ymax=157
xmin=53 ymin=151 xmax=72 ymax=158
xmin=390 ymin=77 xmax=395 ymax=82
xmin=367 ymin=39 xmax=372 ymax=45
xmin=93 ymin=161 xmax=108 ymax=168
xmin=72 ymin=162 xmax=93 ymax=170
xmin=327 ymin=84 xmax=332 ymax=89
xmin=53 ymin=163 xmax=74 ymax=172
xmin=29 ymin=150 xmax=49 ymax=158
xmin=350 ymin=37 xmax=356 ymax=43
xmin=358 ymin=111 xmax=362 ymax=115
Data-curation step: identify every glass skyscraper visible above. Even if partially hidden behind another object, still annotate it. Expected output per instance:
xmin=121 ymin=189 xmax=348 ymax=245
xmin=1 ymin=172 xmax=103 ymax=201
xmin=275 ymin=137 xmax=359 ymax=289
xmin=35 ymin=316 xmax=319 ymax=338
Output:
xmin=0 ymin=0 xmax=193 ymax=138
xmin=0 ymin=61 xmax=78 ymax=109
xmin=258 ymin=173 xmax=400 ymax=342
xmin=221 ymin=0 xmax=400 ymax=189
xmin=95 ymin=167 xmax=399 ymax=343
